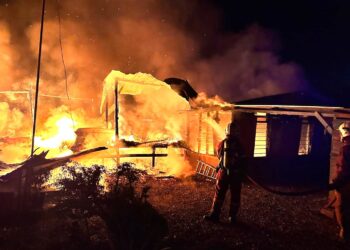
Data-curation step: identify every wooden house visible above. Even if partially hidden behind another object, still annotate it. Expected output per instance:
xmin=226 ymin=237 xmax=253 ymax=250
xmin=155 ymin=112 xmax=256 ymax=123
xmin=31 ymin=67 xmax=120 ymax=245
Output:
xmin=188 ymin=91 xmax=350 ymax=190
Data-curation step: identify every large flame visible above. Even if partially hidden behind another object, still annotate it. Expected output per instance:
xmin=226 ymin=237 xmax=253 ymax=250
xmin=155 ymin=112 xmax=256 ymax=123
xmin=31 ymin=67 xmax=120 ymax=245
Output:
xmin=0 ymin=71 xmax=233 ymax=183
xmin=34 ymin=116 xmax=77 ymax=157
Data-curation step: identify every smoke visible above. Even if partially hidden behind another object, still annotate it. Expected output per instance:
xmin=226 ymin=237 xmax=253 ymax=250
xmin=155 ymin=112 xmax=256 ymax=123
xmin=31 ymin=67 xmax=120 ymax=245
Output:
xmin=0 ymin=0 xmax=308 ymax=145
xmin=0 ymin=0 xmax=306 ymax=101
xmin=185 ymin=25 xmax=307 ymax=101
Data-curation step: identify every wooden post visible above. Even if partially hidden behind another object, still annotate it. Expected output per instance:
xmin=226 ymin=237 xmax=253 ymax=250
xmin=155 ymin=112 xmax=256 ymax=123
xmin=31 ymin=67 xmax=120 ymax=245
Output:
xmin=105 ymin=99 xmax=109 ymax=129
xmin=314 ymin=111 xmax=333 ymax=135
xmin=186 ymin=111 xmax=190 ymax=144
xmin=115 ymin=83 xmax=120 ymax=165
xmin=115 ymin=83 xmax=119 ymax=137
xmin=213 ymin=111 xmax=220 ymax=155
xmin=206 ymin=112 xmax=210 ymax=154
xmin=198 ymin=111 xmax=202 ymax=153
xmin=151 ymin=146 xmax=156 ymax=168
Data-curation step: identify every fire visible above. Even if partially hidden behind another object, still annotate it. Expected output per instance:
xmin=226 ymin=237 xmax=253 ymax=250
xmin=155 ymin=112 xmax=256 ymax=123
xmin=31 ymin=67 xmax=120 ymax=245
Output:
xmin=0 ymin=70 xmax=234 ymax=184
xmin=34 ymin=116 xmax=77 ymax=157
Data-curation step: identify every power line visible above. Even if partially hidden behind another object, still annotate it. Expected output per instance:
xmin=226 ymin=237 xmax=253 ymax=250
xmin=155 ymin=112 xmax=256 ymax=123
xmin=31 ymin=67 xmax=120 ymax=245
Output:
xmin=56 ymin=0 xmax=76 ymax=129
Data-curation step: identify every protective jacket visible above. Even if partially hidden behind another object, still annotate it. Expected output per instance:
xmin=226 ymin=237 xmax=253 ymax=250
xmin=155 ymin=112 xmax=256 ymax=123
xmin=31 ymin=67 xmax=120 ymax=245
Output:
xmin=332 ymin=135 xmax=350 ymax=240
xmin=209 ymin=136 xmax=245 ymax=219
xmin=332 ymin=136 xmax=350 ymax=189
xmin=216 ymin=136 xmax=245 ymax=175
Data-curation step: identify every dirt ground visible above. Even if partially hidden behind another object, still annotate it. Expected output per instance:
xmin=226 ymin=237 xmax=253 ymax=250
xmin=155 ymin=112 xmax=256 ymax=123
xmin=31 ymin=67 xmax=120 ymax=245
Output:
xmin=1 ymin=175 xmax=349 ymax=250
xmin=147 ymin=176 xmax=348 ymax=250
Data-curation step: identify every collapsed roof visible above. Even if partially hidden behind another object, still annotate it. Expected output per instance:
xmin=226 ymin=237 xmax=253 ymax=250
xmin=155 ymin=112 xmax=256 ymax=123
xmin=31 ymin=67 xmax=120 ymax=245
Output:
xmin=100 ymin=71 xmax=190 ymax=114
xmin=163 ymin=77 xmax=198 ymax=101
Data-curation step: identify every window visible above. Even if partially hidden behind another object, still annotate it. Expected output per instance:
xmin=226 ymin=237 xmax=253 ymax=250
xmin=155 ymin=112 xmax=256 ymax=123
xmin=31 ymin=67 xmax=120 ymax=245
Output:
xmin=254 ymin=114 xmax=267 ymax=157
xmin=298 ymin=119 xmax=313 ymax=155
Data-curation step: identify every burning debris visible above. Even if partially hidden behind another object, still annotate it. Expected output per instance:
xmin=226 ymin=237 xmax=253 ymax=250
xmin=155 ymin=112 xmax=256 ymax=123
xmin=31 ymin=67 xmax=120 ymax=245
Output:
xmin=0 ymin=147 xmax=107 ymax=185
xmin=0 ymin=67 xmax=234 ymax=209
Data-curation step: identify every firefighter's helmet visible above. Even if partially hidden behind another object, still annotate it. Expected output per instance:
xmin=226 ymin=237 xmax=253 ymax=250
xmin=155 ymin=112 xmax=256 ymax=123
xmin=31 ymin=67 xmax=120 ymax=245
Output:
xmin=339 ymin=121 xmax=350 ymax=139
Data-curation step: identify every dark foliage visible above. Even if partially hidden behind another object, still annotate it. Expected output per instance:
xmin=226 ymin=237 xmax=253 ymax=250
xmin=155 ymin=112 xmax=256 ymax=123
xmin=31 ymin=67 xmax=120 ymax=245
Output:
xmin=104 ymin=162 xmax=168 ymax=250
xmin=54 ymin=162 xmax=168 ymax=250
xmin=0 ymin=169 xmax=50 ymax=226
xmin=55 ymin=164 xmax=105 ymax=215
xmin=27 ymin=171 xmax=51 ymax=210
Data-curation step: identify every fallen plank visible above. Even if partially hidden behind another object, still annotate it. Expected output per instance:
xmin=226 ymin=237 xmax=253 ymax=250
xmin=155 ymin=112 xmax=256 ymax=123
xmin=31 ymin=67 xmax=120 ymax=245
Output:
xmin=0 ymin=146 xmax=108 ymax=183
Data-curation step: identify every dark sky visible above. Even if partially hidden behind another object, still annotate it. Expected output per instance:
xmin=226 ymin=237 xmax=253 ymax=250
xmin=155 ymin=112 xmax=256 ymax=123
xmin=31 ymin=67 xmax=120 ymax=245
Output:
xmin=0 ymin=0 xmax=349 ymax=101
xmin=215 ymin=0 xmax=350 ymax=97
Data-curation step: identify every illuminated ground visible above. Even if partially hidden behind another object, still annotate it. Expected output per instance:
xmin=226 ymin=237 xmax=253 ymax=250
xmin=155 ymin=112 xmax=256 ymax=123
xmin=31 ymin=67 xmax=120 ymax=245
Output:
xmin=147 ymin=176 xmax=347 ymax=250
xmin=0 ymin=176 xmax=348 ymax=250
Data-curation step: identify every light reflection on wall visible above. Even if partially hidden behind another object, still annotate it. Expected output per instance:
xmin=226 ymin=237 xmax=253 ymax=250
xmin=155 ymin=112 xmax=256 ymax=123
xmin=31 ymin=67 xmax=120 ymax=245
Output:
xmin=254 ymin=114 xmax=267 ymax=157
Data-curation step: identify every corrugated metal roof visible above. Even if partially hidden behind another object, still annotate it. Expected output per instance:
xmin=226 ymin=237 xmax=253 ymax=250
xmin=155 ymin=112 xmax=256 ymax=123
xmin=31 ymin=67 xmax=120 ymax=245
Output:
xmin=235 ymin=91 xmax=350 ymax=108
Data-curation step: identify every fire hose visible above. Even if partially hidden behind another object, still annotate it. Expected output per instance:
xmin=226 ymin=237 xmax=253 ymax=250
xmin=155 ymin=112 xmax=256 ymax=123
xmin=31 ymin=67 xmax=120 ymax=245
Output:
xmin=245 ymin=173 xmax=340 ymax=213
xmin=244 ymin=173 xmax=329 ymax=196
xmin=187 ymin=146 xmax=332 ymax=196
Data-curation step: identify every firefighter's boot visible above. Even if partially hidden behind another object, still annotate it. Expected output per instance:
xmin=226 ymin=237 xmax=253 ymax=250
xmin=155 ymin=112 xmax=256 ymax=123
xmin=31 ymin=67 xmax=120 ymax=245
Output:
xmin=228 ymin=216 xmax=236 ymax=225
xmin=339 ymin=227 xmax=345 ymax=241
xmin=335 ymin=206 xmax=348 ymax=241
xmin=203 ymin=213 xmax=219 ymax=223
xmin=204 ymin=196 xmax=224 ymax=222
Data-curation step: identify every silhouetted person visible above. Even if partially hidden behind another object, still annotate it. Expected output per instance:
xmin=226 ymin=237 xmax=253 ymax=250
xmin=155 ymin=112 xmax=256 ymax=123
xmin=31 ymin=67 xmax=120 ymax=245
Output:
xmin=204 ymin=122 xmax=245 ymax=224
xmin=328 ymin=122 xmax=350 ymax=240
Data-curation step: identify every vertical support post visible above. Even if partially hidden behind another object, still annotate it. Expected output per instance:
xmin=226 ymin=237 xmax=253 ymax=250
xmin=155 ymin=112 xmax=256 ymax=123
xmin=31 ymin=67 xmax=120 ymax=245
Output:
xmin=115 ymin=82 xmax=120 ymax=165
xmin=197 ymin=111 xmax=202 ymax=153
xmin=151 ymin=146 xmax=156 ymax=168
xmin=115 ymin=83 xmax=119 ymax=137
xmin=206 ymin=112 xmax=210 ymax=154
xmin=213 ymin=111 xmax=220 ymax=155
xmin=186 ymin=111 xmax=190 ymax=144
xmin=105 ymin=99 xmax=109 ymax=129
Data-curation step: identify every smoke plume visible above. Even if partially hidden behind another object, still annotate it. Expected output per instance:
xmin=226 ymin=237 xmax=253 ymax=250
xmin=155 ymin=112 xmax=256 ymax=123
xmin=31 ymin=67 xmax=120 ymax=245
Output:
xmin=0 ymin=0 xmax=308 ymax=146
xmin=0 ymin=0 xmax=306 ymax=101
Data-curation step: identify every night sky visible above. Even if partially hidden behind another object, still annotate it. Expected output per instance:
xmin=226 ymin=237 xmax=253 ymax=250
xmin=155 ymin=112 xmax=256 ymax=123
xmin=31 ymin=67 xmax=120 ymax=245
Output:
xmin=0 ymin=0 xmax=349 ymax=101
xmin=215 ymin=0 xmax=350 ymax=98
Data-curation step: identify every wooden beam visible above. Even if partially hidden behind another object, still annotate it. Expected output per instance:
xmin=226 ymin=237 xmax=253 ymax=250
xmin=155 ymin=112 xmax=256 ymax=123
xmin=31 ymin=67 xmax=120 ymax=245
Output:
xmin=314 ymin=112 xmax=333 ymax=135
xmin=233 ymin=107 xmax=350 ymax=119
xmin=235 ymin=104 xmax=350 ymax=111
xmin=100 ymin=153 xmax=168 ymax=158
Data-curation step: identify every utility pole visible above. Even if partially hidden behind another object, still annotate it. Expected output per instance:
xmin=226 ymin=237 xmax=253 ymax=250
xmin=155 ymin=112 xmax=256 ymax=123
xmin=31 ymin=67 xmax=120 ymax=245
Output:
xmin=18 ymin=0 xmax=46 ymax=212
xmin=31 ymin=0 xmax=46 ymax=156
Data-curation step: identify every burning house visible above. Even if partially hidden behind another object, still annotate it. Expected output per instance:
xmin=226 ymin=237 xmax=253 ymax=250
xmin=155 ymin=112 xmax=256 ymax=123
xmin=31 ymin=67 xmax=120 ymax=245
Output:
xmin=68 ymin=72 xmax=350 ymax=192
xmin=1 ymin=69 xmax=350 ymax=214
xmin=70 ymin=70 xmax=194 ymax=176
xmin=173 ymin=90 xmax=350 ymax=192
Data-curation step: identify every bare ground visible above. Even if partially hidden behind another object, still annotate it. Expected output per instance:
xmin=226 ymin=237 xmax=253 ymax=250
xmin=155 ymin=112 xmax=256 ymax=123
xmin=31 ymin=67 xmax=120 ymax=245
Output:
xmin=147 ymin=176 xmax=348 ymax=250
xmin=0 ymin=175 xmax=349 ymax=250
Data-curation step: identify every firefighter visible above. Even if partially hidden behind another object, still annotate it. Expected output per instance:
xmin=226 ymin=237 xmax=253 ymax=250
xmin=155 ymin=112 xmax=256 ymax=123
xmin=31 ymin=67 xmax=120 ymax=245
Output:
xmin=203 ymin=122 xmax=245 ymax=224
xmin=328 ymin=121 xmax=350 ymax=240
